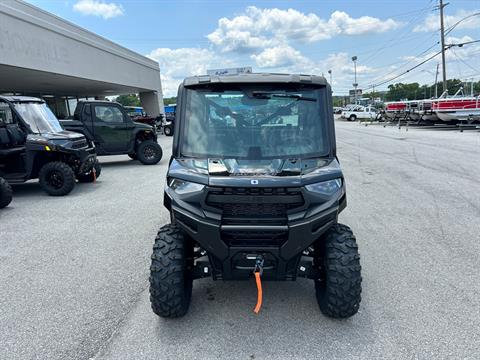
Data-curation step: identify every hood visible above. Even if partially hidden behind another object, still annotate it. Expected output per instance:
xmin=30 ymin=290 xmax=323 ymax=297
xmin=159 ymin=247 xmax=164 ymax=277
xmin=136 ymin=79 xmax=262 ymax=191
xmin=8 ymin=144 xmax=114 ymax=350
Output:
xmin=31 ymin=130 xmax=85 ymax=141
xmin=168 ymin=157 xmax=342 ymax=187
xmin=133 ymin=121 xmax=154 ymax=130
xmin=206 ymin=158 xmax=329 ymax=176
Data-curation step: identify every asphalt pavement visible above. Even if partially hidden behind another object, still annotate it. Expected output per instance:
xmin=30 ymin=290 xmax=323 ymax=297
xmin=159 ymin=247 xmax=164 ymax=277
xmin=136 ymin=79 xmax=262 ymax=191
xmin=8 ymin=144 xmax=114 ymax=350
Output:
xmin=1 ymin=123 xmax=479 ymax=360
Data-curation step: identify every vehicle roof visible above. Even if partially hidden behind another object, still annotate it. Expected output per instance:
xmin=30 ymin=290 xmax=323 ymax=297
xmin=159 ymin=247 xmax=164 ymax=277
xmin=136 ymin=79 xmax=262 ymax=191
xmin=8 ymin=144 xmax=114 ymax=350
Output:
xmin=182 ymin=73 xmax=328 ymax=87
xmin=0 ymin=95 xmax=44 ymax=103
xmin=77 ymin=99 xmax=116 ymax=103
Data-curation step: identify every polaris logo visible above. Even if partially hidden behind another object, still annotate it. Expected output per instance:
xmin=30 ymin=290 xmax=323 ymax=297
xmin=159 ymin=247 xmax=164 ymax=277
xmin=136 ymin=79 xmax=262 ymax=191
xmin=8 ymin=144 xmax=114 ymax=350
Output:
xmin=251 ymin=179 xmax=259 ymax=185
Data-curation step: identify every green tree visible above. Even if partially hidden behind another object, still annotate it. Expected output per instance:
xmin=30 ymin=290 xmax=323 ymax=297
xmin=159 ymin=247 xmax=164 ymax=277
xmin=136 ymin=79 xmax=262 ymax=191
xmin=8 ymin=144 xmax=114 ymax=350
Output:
xmin=115 ymin=94 xmax=140 ymax=107
xmin=384 ymin=79 xmax=474 ymax=101
xmin=163 ymin=97 xmax=177 ymax=105
xmin=385 ymin=83 xmax=421 ymax=101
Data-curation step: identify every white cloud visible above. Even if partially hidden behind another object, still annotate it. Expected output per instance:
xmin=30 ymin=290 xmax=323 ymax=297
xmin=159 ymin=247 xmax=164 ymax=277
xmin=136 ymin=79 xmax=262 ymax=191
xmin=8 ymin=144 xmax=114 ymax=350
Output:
xmin=146 ymin=44 xmax=381 ymax=96
xmin=251 ymin=45 xmax=309 ymax=68
xmin=400 ymin=36 xmax=479 ymax=64
xmin=251 ymin=49 xmax=377 ymax=92
xmin=207 ymin=6 xmax=402 ymax=52
xmin=147 ymin=47 xmax=234 ymax=96
xmin=73 ymin=0 xmax=124 ymax=19
xmin=414 ymin=9 xmax=480 ymax=32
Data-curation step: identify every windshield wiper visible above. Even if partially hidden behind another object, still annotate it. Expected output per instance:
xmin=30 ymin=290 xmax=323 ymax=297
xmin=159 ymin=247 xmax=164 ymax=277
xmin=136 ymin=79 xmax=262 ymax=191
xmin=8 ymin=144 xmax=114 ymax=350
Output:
xmin=251 ymin=92 xmax=317 ymax=102
xmin=271 ymin=94 xmax=316 ymax=102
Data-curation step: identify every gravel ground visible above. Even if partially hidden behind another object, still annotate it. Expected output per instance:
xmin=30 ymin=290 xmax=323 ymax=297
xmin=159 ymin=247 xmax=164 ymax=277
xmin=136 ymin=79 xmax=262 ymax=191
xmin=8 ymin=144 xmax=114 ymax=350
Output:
xmin=1 ymin=123 xmax=479 ymax=360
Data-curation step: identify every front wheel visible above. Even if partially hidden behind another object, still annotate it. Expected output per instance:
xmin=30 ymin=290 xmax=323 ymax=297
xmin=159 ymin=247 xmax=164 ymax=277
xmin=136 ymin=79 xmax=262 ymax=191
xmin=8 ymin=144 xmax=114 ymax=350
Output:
xmin=77 ymin=160 xmax=101 ymax=183
xmin=348 ymin=114 xmax=357 ymax=121
xmin=137 ymin=140 xmax=162 ymax=165
xmin=39 ymin=162 xmax=76 ymax=196
xmin=149 ymin=224 xmax=193 ymax=318
xmin=314 ymin=224 xmax=362 ymax=318
xmin=0 ymin=177 xmax=13 ymax=208
xmin=163 ymin=125 xmax=173 ymax=136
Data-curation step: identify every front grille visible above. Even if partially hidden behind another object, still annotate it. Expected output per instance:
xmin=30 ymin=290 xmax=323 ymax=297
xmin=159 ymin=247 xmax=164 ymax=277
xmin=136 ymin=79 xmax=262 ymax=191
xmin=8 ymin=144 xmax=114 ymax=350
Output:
xmin=206 ymin=186 xmax=304 ymax=247
xmin=72 ymin=139 xmax=88 ymax=149
xmin=221 ymin=229 xmax=288 ymax=247
xmin=223 ymin=203 xmax=286 ymax=218
xmin=206 ymin=187 xmax=304 ymax=220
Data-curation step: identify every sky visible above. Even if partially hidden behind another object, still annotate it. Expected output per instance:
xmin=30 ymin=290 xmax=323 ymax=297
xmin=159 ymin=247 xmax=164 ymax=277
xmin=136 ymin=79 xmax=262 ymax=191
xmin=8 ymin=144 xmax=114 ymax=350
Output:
xmin=27 ymin=0 xmax=480 ymax=97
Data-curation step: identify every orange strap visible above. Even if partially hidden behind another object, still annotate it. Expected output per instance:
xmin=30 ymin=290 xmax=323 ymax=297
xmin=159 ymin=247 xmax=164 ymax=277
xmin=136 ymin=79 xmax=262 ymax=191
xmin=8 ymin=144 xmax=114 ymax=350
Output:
xmin=253 ymin=271 xmax=263 ymax=314
xmin=92 ymin=168 xmax=97 ymax=182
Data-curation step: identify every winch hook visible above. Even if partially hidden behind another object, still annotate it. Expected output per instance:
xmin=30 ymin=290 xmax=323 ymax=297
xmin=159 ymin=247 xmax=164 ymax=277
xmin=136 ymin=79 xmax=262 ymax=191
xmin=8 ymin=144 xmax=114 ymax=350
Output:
xmin=253 ymin=256 xmax=264 ymax=314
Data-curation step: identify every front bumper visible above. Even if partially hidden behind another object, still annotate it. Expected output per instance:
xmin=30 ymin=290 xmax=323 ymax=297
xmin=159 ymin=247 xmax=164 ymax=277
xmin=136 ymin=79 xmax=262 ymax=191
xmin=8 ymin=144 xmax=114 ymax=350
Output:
xmin=75 ymin=146 xmax=97 ymax=174
xmin=168 ymin=187 xmax=345 ymax=280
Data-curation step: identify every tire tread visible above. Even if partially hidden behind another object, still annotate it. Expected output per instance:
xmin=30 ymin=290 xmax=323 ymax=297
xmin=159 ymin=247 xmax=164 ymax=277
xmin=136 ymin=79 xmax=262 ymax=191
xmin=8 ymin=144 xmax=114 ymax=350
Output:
xmin=315 ymin=223 xmax=362 ymax=318
xmin=149 ymin=223 xmax=192 ymax=318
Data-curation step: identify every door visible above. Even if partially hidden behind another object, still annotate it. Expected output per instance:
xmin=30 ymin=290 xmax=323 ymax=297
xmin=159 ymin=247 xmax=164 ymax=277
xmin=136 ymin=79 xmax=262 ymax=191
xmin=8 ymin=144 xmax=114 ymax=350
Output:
xmin=92 ymin=104 xmax=131 ymax=153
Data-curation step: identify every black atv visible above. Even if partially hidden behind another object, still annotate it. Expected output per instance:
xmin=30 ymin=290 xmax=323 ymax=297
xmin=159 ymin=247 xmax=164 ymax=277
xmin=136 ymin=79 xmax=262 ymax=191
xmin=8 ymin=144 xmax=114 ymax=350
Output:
xmin=149 ymin=73 xmax=362 ymax=318
xmin=0 ymin=176 xmax=12 ymax=208
xmin=162 ymin=112 xmax=175 ymax=137
xmin=60 ymin=100 xmax=162 ymax=165
xmin=0 ymin=96 xmax=100 ymax=196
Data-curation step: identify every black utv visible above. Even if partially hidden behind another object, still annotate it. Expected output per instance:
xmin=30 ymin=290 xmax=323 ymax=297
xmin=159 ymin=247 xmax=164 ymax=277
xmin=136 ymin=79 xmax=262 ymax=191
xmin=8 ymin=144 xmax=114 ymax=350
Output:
xmin=149 ymin=73 xmax=362 ymax=318
xmin=0 ymin=96 xmax=99 ymax=196
xmin=61 ymin=100 xmax=162 ymax=165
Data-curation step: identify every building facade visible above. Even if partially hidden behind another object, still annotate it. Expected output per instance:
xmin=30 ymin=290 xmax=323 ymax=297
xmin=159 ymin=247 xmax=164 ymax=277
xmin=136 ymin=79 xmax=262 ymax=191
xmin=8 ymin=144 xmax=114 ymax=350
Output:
xmin=0 ymin=0 xmax=164 ymax=117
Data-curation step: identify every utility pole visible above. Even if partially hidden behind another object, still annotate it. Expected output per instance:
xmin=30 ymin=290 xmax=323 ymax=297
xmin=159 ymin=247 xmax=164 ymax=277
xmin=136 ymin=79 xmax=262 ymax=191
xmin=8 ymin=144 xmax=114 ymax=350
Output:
xmin=352 ymin=56 xmax=358 ymax=104
xmin=439 ymin=0 xmax=448 ymax=93
xmin=434 ymin=63 xmax=439 ymax=98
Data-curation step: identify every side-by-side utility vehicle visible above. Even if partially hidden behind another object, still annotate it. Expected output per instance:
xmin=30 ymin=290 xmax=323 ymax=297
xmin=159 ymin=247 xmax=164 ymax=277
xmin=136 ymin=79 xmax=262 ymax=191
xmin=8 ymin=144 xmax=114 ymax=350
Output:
xmin=61 ymin=100 xmax=162 ymax=165
xmin=0 ymin=96 xmax=99 ymax=196
xmin=149 ymin=73 xmax=362 ymax=318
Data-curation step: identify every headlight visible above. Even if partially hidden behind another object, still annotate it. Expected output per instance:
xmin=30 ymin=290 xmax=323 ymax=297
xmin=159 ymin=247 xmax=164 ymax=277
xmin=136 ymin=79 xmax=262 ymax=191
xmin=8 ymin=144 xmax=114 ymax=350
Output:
xmin=168 ymin=178 xmax=204 ymax=195
xmin=305 ymin=178 xmax=342 ymax=195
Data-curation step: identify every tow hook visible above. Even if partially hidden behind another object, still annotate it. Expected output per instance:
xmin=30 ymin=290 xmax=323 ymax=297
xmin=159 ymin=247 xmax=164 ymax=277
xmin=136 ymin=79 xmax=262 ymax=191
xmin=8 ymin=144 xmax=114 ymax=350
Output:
xmin=252 ymin=255 xmax=264 ymax=314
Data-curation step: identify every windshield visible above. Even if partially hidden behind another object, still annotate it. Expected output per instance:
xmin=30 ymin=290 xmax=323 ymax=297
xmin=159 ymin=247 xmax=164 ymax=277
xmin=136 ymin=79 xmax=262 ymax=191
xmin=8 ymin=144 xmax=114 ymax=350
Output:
xmin=181 ymin=87 xmax=329 ymax=159
xmin=14 ymin=102 xmax=64 ymax=134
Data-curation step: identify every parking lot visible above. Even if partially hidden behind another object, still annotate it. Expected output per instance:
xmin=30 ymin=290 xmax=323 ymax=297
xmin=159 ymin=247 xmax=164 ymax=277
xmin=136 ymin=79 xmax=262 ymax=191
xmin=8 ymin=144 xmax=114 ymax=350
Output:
xmin=1 ymin=122 xmax=479 ymax=360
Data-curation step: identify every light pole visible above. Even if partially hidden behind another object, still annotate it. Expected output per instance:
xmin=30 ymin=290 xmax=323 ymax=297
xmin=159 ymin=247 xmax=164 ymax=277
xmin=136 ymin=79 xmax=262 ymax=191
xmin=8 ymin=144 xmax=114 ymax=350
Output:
xmin=327 ymin=69 xmax=332 ymax=94
xmin=352 ymin=56 xmax=358 ymax=104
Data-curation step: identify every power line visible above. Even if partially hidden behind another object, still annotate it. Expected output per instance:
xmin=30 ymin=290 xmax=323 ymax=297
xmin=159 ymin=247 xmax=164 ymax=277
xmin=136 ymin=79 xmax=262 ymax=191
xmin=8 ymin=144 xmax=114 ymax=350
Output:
xmin=450 ymin=48 xmax=480 ymax=74
xmin=444 ymin=12 xmax=480 ymax=36
xmin=365 ymin=39 xmax=479 ymax=91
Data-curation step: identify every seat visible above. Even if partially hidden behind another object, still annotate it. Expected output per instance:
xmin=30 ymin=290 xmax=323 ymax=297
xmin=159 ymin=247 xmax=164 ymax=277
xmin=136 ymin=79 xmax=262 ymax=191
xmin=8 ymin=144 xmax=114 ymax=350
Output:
xmin=0 ymin=125 xmax=26 ymax=158
xmin=6 ymin=124 xmax=26 ymax=146
xmin=0 ymin=127 xmax=10 ymax=147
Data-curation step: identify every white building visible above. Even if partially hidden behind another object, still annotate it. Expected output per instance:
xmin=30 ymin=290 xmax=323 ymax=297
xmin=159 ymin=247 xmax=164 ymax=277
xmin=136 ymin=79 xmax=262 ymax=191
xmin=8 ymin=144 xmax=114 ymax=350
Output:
xmin=0 ymin=0 xmax=164 ymax=117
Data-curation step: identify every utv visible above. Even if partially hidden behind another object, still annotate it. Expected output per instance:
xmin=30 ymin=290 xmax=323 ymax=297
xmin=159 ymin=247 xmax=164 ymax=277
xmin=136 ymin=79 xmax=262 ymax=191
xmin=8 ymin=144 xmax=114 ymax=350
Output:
xmin=0 ymin=96 xmax=99 ymax=196
xmin=60 ymin=101 xmax=163 ymax=165
xmin=149 ymin=73 xmax=362 ymax=318
xmin=0 ymin=177 xmax=12 ymax=208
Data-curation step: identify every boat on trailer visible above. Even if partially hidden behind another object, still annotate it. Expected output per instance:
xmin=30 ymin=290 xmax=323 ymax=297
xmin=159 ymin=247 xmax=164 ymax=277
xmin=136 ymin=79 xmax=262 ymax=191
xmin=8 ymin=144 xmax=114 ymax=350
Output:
xmin=384 ymin=101 xmax=406 ymax=120
xmin=384 ymin=100 xmax=431 ymax=121
xmin=433 ymin=89 xmax=480 ymax=122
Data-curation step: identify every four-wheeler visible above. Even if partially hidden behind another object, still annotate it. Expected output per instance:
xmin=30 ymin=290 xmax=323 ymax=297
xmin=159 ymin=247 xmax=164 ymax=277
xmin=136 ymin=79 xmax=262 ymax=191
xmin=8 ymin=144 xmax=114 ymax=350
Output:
xmin=149 ymin=73 xmax=362 ymax=318
xmin=162 ymin=104 xmax=176 ymax=136
xmin=0 ymin=176 xmax=12 ymax=208
xmin=61 ymin=100 xmax=162 ymax=165
xmin=0 ymin=96 xmax=99 ymax=196
xmin=124 ymin=106 xmax=161 ymax=131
